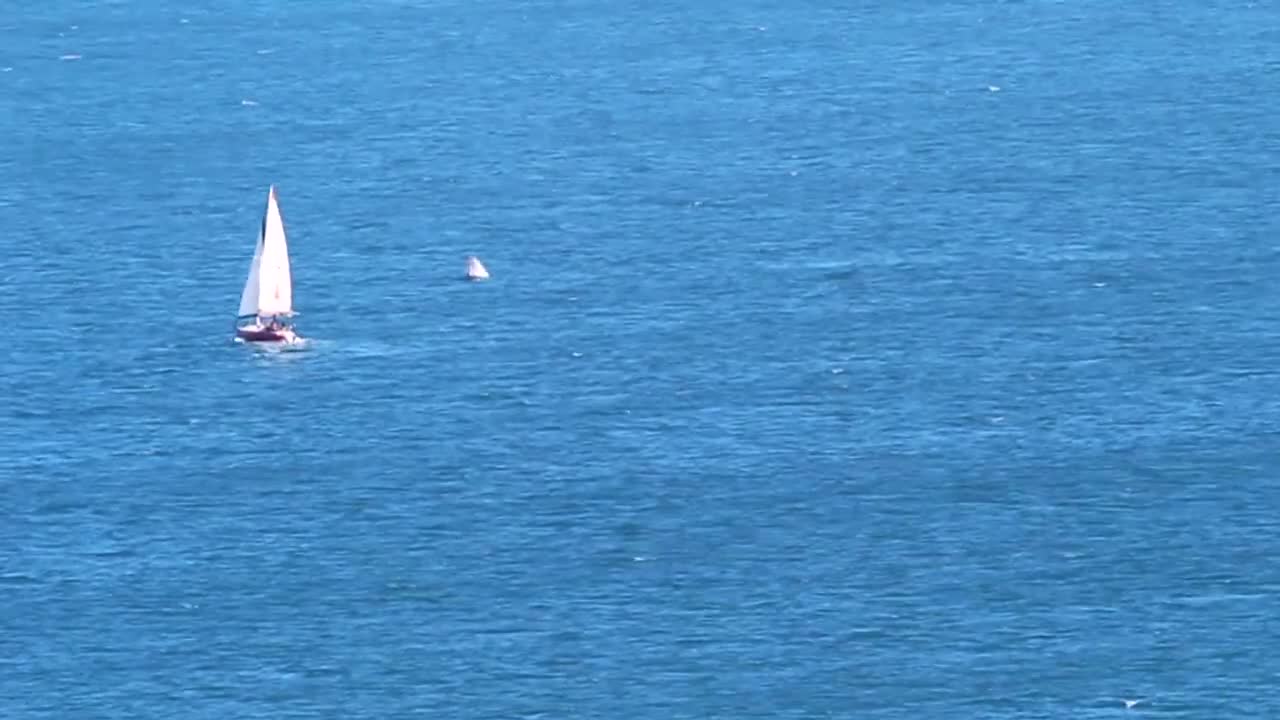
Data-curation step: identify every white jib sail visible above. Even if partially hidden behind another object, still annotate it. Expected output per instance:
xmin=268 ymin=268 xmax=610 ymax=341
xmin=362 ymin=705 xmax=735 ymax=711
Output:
xmin=237 ymin=228 xmax=264 ymax=318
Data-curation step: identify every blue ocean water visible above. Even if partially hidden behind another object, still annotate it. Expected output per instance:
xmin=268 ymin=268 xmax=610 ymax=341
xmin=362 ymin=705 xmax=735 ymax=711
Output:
xmin=4 ymin=0 xmax=1280 ymax=716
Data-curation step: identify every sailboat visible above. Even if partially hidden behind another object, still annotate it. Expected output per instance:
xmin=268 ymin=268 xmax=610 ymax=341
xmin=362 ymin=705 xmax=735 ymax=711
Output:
xmin=234 ymin=185 xmax=303 ymax=344
xmin=465 ymin=255 xmax=490 ymax=281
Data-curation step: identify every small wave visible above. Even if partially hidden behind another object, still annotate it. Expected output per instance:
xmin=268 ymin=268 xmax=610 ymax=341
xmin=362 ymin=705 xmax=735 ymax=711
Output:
xmin=0 ymin=572 xmax=38 ymax=584
xmin=1177 ymin=591 xmax=1267 ymax=606
xmin=758 ymin=258 xmax=855 ymax=272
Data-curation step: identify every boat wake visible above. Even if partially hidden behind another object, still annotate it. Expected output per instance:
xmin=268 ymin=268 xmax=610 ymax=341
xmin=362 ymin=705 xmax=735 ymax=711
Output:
xmin=332 ymin=340 xmax=404 ymax=357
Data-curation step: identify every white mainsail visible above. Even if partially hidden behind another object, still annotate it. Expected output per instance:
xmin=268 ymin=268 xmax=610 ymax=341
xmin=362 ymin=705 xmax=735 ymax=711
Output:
xmin=237 ymin=185 xmax=294 ymax=319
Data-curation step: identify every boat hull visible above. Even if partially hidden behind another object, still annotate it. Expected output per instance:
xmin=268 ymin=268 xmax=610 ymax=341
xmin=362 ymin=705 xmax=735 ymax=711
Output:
xmin=236 ymin=327 xmax=297 ymax=343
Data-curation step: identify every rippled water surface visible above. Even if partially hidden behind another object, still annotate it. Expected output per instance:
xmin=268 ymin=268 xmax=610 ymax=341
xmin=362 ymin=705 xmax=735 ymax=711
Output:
xmin=4 ymin=1 xmax=1280 ymax=717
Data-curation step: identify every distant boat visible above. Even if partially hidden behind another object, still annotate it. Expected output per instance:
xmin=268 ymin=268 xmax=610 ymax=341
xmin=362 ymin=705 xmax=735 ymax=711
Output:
xmin=466 ymin=255 xmax=490 ymax=281
xmin=234 ymin=185 xmax=303 ymax=344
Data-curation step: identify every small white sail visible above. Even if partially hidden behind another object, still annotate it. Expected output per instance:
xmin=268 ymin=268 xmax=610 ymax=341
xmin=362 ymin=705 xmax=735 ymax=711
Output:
xmin=466 ymin=255 xmax=490 ymax=280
